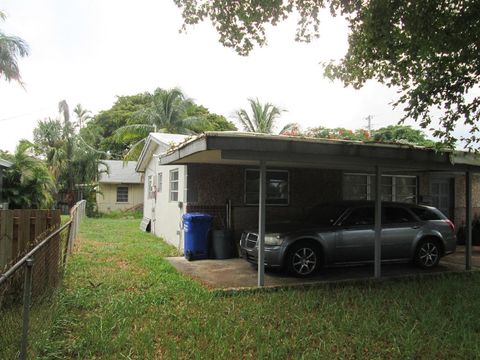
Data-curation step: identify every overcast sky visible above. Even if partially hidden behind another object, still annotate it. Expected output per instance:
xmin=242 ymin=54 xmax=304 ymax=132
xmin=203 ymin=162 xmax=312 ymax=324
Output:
xmin=0 ymin=0 xmax=443 ymax=152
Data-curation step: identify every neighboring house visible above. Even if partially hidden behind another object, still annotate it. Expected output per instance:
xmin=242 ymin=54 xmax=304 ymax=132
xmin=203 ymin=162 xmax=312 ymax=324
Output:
xmin=0 ymin=158 xmax=12 ymax=209
xmin=135 ymin=133 xmax=189 ymax=240
xmin=97 ymin=160 xmax=144 ymax=213
xmin=140 ymin=131 xmax=480 ymax=251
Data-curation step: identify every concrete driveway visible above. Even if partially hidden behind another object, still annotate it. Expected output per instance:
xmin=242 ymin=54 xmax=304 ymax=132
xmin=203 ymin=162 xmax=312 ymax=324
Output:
xmin=166 ymin=246 xmax=480 ymax=290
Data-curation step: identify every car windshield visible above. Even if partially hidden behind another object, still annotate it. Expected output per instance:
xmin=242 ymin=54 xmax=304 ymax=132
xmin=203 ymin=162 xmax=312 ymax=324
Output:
xmin=305 ymin=205 xmax=347 ymax=226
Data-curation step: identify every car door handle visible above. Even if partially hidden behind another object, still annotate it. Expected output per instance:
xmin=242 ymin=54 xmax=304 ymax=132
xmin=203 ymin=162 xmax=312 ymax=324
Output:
xmin=411 ymin=226 xmax=420 ymax=229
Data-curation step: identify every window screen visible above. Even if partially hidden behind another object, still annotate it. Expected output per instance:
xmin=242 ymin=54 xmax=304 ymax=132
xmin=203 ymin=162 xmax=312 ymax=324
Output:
xmin=245 ymin=169 xmax=289 ymax=205
xmin=116 ymin=186 xmax=129 ymax=203
xmin=169 ymin=169 xmax=179 ymax=202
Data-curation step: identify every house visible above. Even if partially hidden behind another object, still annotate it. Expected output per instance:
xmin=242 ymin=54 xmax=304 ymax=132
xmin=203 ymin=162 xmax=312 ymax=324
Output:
xmin=141 ymin=131 xmax=480 ymax=253
xmin=135 ymin=133 xmax=189 ymax=238
xmin=97 ymin=160 xmax=144 ymax=213
xmin=0 ymin=158 xmax=12 ymax=209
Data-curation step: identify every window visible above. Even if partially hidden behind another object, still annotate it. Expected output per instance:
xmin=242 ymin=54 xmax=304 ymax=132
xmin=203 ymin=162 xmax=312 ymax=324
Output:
xmin=344 ymin=174 xmax=417 ymax=203
xmin=116 ymin=186 xmax=129 ymax=203
xmin=383 ymin=206 xmax=416 ymax=224
xmin=342 ymin=206 xmax=375 ymax=226
xmin=147 ymin=175 xmax=154 ymax=199
xmin=169 ymin=169 xmax=179 ymax=202
xmin=305 ymin=204 xmax=348 ymax=225
xmin=410 ymin=206 xmax=446 ymax=221
xmin=157 ymin=172 xmax=162 ymax=193
xmin=245 ymin=169 xmax=289 ymax=205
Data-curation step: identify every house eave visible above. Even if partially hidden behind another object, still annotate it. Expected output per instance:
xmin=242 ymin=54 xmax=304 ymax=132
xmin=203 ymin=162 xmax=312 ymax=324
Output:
xmin=158 ymin=132 xmax=480 ymax=173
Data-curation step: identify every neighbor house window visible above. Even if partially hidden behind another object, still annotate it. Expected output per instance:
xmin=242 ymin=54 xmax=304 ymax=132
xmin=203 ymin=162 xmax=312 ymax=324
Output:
xmin=116 ymin=186 xmax=129 ymax=203
xmin=343 ymin=173 xmax=417 ymax=203
xmin=245 ymin=169 xmax=289 ymax=205
xmin=169 ymin=169 xmax=179 ymax=201
xmin=157 ymin=172 xmax=162 ymax=193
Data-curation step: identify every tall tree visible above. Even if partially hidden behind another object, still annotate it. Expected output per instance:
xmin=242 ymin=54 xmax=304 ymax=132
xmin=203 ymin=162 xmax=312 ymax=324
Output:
xmin=1 ymin=140 xmax=56 ymax=209
xmin=235 ymin=98 xmax=285 ymax=134
xmin=174 ymin=0 xmax=480 ymax=149
xmin=116 ymin=87 xmax=202 ymax=159
xmin=0 ymin=10 xmax=29 ymax=85
xmin=33 ymin=101 xmax=104 ymax=210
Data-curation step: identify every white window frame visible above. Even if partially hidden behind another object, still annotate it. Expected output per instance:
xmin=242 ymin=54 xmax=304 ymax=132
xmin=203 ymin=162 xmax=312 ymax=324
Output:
xmin=116 ymin=185 xmax=129 ymax=203
xmin=157 ymin=172 xmax=163 ymax=193
xmin=169 ymin=169 xmax=179 ymax=202
xmin=343 ymin=173 xmax=417 ymax=203
xmin=147 ymin=175 xmax=154 ymax=199
xmin=244 ymin=169 xmax=290 ymax=206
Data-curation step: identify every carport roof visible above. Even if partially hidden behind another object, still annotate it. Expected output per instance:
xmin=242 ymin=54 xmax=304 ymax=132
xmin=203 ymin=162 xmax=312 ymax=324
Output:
xmin=158 ymin=131 xmax=480 ymax=172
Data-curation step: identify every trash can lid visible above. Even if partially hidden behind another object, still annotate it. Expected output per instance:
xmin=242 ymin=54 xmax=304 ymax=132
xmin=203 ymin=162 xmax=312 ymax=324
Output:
xmin=182 ymin=212 xmax=214 ymax=221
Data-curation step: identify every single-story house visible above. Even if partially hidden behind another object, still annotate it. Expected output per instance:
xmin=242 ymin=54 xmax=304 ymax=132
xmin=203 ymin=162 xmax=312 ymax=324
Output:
xmin=141 ymin=132 xmax=480 ymax=256
xmin=0 ymin=158 xmax=12 ymax=209
xmin=135 ymin=133 xmax=189 ymax=236
xmin=97 ymin=160 xmax=144 ymax=213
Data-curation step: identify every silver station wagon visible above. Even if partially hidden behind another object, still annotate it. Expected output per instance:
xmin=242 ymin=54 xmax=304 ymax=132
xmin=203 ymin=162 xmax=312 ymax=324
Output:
xmin=240 ymin=201 xmax=456 ymax=277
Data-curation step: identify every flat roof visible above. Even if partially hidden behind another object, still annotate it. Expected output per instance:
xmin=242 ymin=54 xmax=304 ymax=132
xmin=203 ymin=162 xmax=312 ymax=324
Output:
xmin=158 ymin=132 xmax=480 ymax=173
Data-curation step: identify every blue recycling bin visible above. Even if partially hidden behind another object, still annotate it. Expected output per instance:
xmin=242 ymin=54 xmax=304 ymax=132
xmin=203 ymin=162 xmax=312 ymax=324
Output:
xmin=183 ymin=213 xmax=213 ymax=261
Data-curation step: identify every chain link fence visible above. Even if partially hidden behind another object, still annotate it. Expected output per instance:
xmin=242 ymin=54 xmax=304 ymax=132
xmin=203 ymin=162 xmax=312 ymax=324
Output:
xmin=0 ymin=200 xmax=86 ymax=360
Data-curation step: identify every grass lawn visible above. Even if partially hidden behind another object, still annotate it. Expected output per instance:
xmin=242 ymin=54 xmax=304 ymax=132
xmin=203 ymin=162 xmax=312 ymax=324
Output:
xmin=36 ymin=218 xmax=480 ymax=359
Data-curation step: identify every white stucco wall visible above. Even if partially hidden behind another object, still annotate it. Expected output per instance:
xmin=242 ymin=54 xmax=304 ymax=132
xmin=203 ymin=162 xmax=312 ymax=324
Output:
xmin=142 ymin=146 xmax=187 ymax=250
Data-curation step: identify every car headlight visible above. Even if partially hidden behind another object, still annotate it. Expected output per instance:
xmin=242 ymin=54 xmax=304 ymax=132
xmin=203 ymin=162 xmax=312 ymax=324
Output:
xmin=264 ymin=234 xmax=284 ymax=246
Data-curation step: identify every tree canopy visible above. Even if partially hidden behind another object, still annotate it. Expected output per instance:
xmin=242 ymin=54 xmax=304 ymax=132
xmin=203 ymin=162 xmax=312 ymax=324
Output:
xmin=1 ymin=140 xmax=56 ymax=209
xmin=0 ymin=10 xmax=29 ymax=85
xmin=174 ymin=0 xmax=480 ymax=149
xmin=82 ymin=88 xmax=236 ymax=159
xmin=306 ymin=124 xmax=436 ymax=147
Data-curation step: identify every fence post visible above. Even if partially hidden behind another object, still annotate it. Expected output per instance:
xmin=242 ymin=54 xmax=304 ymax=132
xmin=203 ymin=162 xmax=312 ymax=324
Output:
xmin=19 ymin=257 xmax=34 ymax=360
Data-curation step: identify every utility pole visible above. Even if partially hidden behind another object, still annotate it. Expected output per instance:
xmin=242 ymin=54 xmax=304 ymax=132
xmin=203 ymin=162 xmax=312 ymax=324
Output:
xmin=365 ymin=115 xmax=374 ymax=133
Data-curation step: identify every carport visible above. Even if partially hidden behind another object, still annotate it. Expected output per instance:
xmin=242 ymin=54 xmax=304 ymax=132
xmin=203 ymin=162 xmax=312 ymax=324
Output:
xmin=160 ymin=132 xmax=480 ymax=287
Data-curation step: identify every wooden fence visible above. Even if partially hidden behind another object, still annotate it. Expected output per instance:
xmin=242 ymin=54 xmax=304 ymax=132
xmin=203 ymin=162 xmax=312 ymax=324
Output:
xmin=0 ymin=210 xmax=61 ymax=270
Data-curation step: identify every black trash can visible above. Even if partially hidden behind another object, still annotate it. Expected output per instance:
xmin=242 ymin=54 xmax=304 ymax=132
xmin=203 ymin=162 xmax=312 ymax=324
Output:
xmin=211 ymin=229 xmax=236 ymax=259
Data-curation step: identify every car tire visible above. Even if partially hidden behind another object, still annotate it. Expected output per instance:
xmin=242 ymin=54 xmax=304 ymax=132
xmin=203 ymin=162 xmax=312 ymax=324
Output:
xmin=286 ymin=241 xmax=322 ymax=277
xmin=415 ymin=238 xmax=441 ymax=269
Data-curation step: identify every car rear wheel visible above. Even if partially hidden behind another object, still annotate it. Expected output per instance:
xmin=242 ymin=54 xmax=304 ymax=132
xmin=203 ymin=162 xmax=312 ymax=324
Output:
xmin=415 ymin=239 xmax=441 ymax=269
xmin=287 ymin=242 xmax=321 ymax=277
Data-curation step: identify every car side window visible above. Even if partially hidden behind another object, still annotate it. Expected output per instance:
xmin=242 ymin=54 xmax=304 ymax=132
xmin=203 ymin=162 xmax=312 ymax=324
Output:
xmin=383 ymin=207 xmax=416 ymax=224
xmin=342 ymin=207 xmax=374 ymax=226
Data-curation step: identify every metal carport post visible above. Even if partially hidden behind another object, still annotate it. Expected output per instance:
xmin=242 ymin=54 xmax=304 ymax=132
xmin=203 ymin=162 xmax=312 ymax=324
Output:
xmin=466 ymin=170 xmax=473 ymax=270
xmin=258 ymin=160 xmax=266 ymax=287
xmin=374 ymin=165 xmax=382 ymax=279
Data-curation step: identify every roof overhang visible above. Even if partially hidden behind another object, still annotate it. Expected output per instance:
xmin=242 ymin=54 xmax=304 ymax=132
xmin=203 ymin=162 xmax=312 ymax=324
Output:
xmin=0 ymin=159 xmax=12 ymax=169
xmin=136 ymin=135 xmax=160 ymax=173
xmin=159 ymin=132 xmax=480 ymax=173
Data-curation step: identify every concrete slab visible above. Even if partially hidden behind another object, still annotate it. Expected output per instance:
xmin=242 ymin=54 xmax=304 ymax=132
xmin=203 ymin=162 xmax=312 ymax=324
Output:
xmin=166 ymin=246 xmax=480 ymax=290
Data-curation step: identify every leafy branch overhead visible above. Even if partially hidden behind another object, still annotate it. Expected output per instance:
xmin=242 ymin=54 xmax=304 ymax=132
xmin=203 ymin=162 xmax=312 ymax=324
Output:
xmin=0 ymin=10 xmax=29 ymax=85
xmin=174 ymin=0 xmax=480 ymax=149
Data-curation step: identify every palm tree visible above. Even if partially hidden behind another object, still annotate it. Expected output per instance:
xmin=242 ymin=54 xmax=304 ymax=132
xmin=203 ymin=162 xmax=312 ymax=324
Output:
xmin=235 ymin=98 xmax=289 ymax=134
xmin=0 ymin=11 xmax=29 ymax=85
xmin=116 ymin=87 xmax=200 ymax=160
xmin=33 ymin=118 xmax=66 ymax=182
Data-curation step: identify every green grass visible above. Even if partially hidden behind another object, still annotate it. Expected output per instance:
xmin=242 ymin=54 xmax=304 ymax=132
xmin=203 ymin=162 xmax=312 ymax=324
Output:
xmin=33 ymin=218 xmax=480 ymax=359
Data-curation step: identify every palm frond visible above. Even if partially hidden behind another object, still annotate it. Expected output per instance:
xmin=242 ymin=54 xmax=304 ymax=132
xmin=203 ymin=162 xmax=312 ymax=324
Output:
xmin=123 ymin=138 xmax=146 ymax=161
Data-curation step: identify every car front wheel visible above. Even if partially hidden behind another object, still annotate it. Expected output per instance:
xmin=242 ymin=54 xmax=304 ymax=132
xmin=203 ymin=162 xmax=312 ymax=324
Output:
xmin=415 ymin=239 xmax=441 ymax=269
xmin=286 ymin=242 xmax=321 ymax=277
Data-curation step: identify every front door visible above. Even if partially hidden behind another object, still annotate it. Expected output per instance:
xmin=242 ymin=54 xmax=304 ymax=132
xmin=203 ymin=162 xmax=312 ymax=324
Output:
xmin=430 ymin=178 xmax=453 ymax=220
